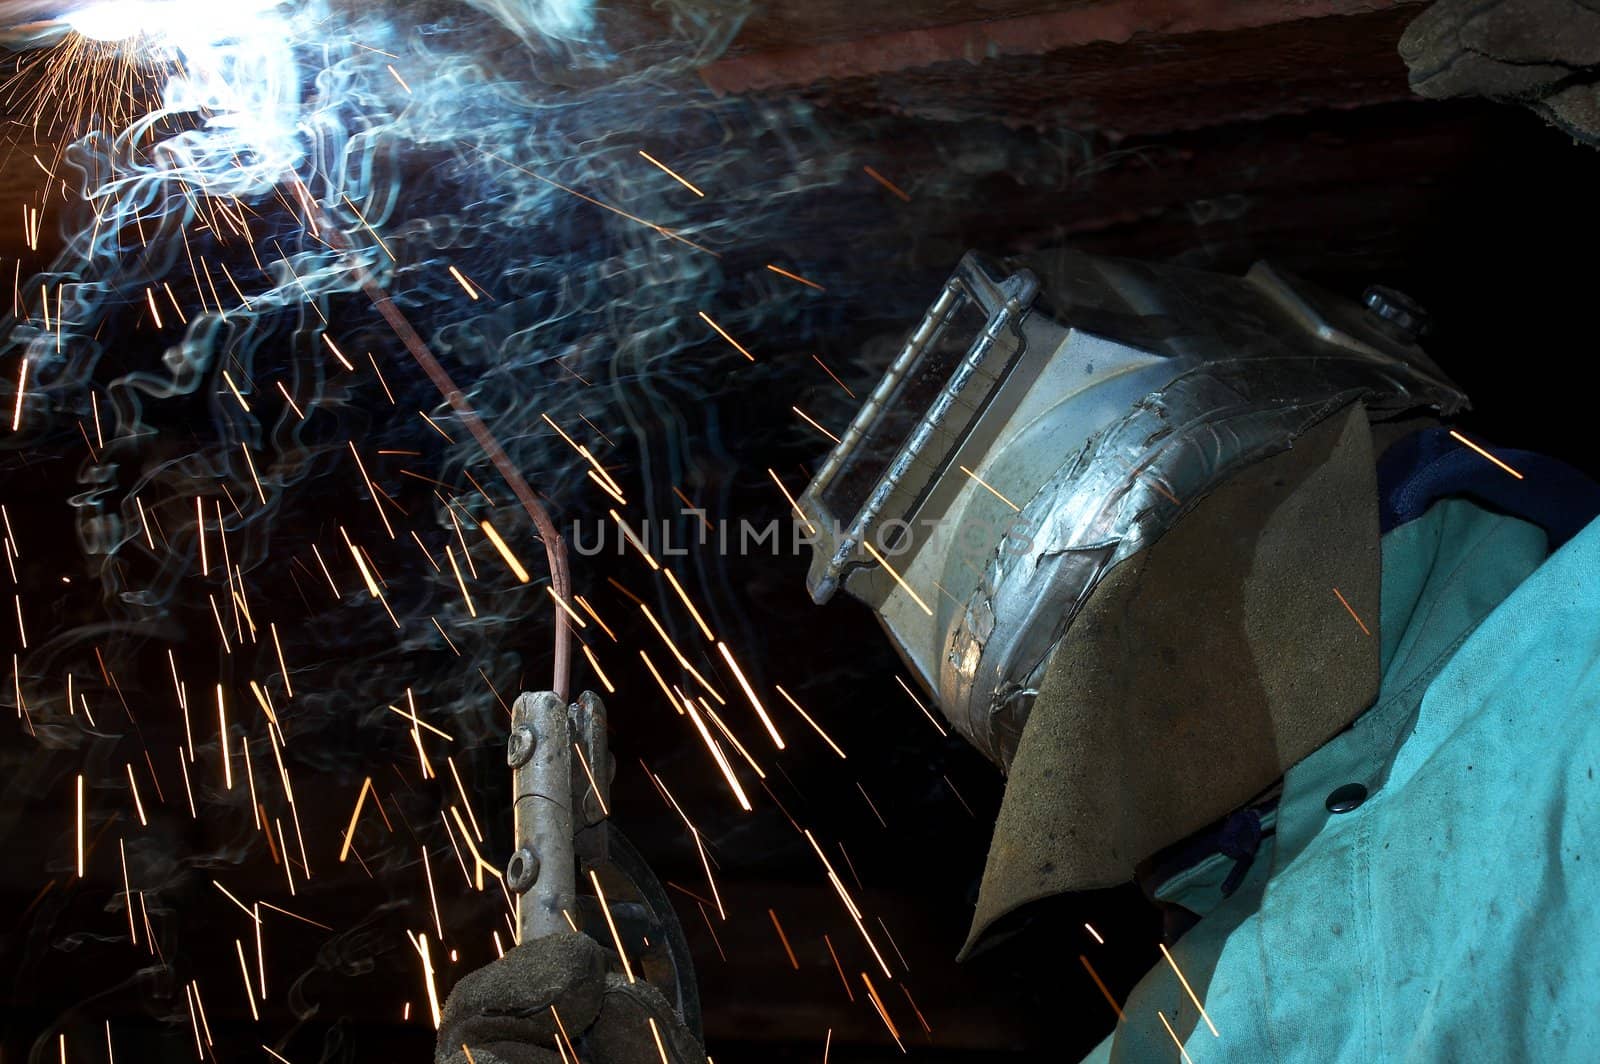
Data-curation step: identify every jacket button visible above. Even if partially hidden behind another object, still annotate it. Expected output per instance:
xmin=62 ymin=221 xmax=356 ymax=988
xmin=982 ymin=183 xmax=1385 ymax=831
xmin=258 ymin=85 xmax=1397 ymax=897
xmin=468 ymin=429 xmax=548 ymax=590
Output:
xmin=1325 ymin=783 xmax=1368 ymax=813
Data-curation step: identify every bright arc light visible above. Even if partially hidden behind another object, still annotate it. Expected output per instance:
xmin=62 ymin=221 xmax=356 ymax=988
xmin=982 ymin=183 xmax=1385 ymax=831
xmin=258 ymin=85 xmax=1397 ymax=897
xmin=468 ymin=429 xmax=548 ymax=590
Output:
xmin=67 ymin=0 xmax=282 ymax=45
xmin=64 ymin=0 xmax=154 ymax=42
xmin=65 ymin=0 xmax=303 ymax=190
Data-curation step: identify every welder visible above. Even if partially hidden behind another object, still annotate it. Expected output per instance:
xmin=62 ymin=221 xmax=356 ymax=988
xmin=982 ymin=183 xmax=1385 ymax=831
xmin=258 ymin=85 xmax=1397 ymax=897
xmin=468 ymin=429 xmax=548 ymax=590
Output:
xmin=436 ymin=2 xmax=1600 ymax=1061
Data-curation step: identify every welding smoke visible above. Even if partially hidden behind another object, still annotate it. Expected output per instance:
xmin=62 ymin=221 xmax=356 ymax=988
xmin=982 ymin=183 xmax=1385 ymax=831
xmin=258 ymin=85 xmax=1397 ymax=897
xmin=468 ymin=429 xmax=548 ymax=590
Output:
xmin=0 ymin=0 xmax=1109 ymax=1052
xmin=0 ymin=0 xmax=863 ymax=1050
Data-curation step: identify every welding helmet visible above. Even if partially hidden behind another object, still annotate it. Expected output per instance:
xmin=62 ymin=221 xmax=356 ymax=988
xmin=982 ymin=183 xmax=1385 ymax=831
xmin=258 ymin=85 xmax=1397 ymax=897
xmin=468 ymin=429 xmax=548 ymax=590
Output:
xmin=798 ymin=248 xmax=1468 ymax=771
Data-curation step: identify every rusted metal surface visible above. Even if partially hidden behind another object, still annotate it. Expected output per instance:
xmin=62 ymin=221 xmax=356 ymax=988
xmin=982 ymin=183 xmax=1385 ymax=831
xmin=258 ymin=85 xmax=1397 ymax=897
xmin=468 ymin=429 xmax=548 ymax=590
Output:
xmin=769 ymin=8 xmax=1424 ymax=135
xmin=702 ymin=0 xmax=1421 ymax=97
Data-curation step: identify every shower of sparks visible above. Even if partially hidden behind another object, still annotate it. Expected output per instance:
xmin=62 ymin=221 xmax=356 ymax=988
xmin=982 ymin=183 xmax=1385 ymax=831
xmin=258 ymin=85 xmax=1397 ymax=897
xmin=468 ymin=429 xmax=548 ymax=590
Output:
xmin=0 ymin=8 xmax=1086 ymax=1059
xmin=480 ymin=148 xmax=721 ymax=256
xmin=3 ymin=25 xmax=165 ymax=147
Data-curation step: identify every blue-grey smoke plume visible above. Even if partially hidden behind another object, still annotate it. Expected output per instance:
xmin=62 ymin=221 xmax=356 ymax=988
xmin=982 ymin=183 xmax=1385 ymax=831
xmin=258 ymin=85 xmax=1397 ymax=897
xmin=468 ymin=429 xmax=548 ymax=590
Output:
xmin=0 ymin=0 xmax=1105 ymax=1054
xmin=0 ymin=0 xmax=910 ymax=1052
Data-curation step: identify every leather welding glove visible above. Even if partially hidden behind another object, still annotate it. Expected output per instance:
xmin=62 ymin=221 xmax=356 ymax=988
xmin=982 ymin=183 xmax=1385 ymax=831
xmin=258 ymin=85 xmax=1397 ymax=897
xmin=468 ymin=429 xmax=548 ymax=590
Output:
xmin=434 ymin=932 xmax=704 ymax=1064
xmin=1401 ymin=0 xmax=1600 ymax=145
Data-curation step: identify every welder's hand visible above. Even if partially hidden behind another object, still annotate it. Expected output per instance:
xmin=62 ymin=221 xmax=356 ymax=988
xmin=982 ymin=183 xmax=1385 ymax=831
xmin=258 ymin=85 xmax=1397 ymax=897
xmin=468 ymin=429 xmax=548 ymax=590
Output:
xmin=1401 ymin=0 xmax=1600 ymax=145
xmin=434 ymin=932 xmax=704 ymax=1064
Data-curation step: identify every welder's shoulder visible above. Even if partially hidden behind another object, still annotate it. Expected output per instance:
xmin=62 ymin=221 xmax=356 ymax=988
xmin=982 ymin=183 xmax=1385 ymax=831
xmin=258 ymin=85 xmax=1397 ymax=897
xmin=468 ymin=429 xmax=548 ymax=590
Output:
xmin=1368 ymin=506 xmax=1600 ymax=1053
xmin=1412 ymin=504 xmax=1600 ymax=862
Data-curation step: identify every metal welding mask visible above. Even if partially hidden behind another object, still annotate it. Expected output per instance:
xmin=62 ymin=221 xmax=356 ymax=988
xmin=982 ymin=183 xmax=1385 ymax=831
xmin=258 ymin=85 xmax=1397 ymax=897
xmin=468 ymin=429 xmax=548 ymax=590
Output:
xmin=798 ymin=250 xmax=1468 ymax=927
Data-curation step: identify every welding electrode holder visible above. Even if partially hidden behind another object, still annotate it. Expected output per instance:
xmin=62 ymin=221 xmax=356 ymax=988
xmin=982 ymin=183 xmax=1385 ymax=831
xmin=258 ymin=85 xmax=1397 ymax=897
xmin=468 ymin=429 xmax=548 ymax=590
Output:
xmin=507 ymin=689 xmax=612 ymax=943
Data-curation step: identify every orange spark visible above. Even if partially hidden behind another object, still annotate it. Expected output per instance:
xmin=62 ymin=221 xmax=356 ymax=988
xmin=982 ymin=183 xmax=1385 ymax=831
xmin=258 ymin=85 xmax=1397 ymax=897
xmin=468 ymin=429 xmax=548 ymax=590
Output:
xmin=863 ymin=165 xmax=911 ymax=201
xmin=647 ymin=1017 xmax=673 ymax=1064
xmin=958 ymin=464 xmax=1020 ymax=511
xmin=580 ymin=645 xmax=616 ymax=693
xmin=1448 ymin=429 xmax=1524 ymax=479
xmin=546 ymin=587 xmax=587 ymax=628
xmin=716 ymin=642 xmax=784 ymax=749
xmin=446 ymin=546 xmax=476 ymax=617
xmin=217 ymin=686 xmax=232 ymax=789
xmin=1332 ymin=586 xmax=1371 ymax=637
xmin=766 ymin=263 xmax=825 ymax=292
xmin=479 ymin=520 xmax=530 ymax=583
xmin=590 ymin=868 xmax=635 ymax=983
xmin=1080 ymin=954 xmax=1124 ymax=1021
xmin=609 ymin=509 xmax=660 ymax=569
xmin=810 ymin=354 xmax=856 ymax=398
xmin=663 ymin=568 xmax=714 ymax=641
xmin=1158 ymin=1011 xmax=1197 ymax=1064
xmin=447 ymin=265 xmax=480 ymax=301
xmin=75 ymin=774 xmax=85 ymax=878
xmin=347 ymin=443 xmax=395 ymax=539
xmin=697 ymin=311 xmax=755 ymax=361
xmin=637 ymin=150 xmax=705 ymax=197
xmin=12 ymin=355 xmax=30 ymax=431
xmin=793 ymin=406 xmax=840 ymax=444
xmin=861 ymin=540 xmax=932 ymax=617
xmin=1161 ymin=942 xmax=1220 ymax=1037
xmin=338 ymin=778 xmax=373 ymax=863
xmin=775 ymin=685 xmax=846 ymax=758
xmin=861 ymin=972 xmax=904 ymax=1049
xmin=682 ymin=692 xmax=752 ymax=811
xmin=895 ymin=675 xmax=947 ymax=737
xmin=769 ymin=909 xmax=800 ymax=969
xmin=321 ymin=335 xmax=355 ymax=371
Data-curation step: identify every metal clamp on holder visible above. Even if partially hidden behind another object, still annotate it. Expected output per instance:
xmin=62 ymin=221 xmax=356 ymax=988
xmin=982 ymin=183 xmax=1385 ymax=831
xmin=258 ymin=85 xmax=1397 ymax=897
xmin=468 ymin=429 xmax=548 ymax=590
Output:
xmin=502 ymin=688 xmax=703 ymax=1038
xmin=507 ymin=689 xmax=612 ymax=942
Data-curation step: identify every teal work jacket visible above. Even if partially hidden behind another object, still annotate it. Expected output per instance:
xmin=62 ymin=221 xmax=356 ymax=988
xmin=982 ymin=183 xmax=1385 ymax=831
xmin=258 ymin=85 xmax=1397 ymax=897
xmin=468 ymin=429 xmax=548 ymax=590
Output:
xmin=1085 ymin=498 xmax=1600 ymax=1062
